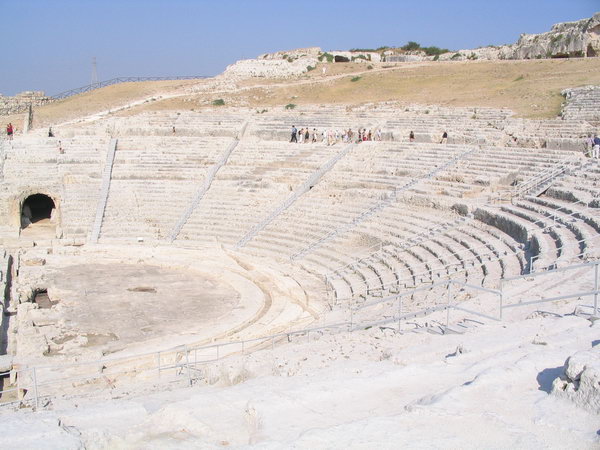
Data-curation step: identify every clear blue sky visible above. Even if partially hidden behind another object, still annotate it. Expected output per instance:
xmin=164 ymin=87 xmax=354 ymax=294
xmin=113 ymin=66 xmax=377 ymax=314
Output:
xmin=1 ymin=0 xmax=598 ymax=96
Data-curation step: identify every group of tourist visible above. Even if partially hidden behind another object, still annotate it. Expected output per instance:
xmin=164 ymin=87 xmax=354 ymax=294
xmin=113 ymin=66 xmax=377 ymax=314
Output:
xmin=290 ymin=126 xmax=383 ymax=145
xmin=290 ymin=127 xmax=450 ymax=145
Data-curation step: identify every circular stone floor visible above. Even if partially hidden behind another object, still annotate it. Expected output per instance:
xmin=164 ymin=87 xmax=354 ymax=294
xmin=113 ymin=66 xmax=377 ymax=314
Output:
xmin=46 ymin=263 xmax=242 ymax=350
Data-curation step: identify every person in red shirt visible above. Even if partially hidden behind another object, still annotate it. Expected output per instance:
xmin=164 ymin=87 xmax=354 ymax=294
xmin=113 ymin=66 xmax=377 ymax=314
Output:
xmin=6 ymin=123 xmax=13 ymax=140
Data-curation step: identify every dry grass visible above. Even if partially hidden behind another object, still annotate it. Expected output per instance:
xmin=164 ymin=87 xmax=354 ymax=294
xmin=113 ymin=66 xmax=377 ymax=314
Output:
xmin=234 ymin=58 xmax=600 ymax=118
xmin=5 ymin=79 xmax=200 ymax=128
xmin=7 ymin=58 xmax=600 ymax=126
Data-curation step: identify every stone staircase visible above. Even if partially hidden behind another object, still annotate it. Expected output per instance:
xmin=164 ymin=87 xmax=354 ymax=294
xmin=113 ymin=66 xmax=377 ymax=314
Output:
xmin=89 ymin=138 xmax=118 ymax=243
xmin=236 ymin=143 xmax=356 ymax=248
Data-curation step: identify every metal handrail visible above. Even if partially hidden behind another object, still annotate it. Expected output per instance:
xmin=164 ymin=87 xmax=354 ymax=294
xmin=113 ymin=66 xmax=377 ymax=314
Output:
xmin=325 ymin=215 xmax=468 ymax=282
xmin=291 ymin=147 xmax=477 ymax=260
xmin=2 ymin=260 xmax=598 ymax=409
xmin=530 ymin=234 xmax=600 ymax=272
xmin=50 ymin=76 xmax=209 ymax=100
xmin=0 ymin=76 xmax=210 ymax=116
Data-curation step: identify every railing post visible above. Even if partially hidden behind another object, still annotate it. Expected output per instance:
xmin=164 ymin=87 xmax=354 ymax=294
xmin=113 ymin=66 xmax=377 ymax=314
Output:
xmin=397 ymin=295 xmax=402 ymax=332
xmin=594 ymin=262 xmax=599 ymax=318
xmin=446 ymin=282 xmax=452 ymax=328
xmin=184 ymin=346 xmax=192 ymax=387
xmin=531 ymin=255 xmax=537 ymax=273
xmin=32 ymin=367 xmax=39 ymax=410
xmin=156 ymin=352 xmax=161 ymax=378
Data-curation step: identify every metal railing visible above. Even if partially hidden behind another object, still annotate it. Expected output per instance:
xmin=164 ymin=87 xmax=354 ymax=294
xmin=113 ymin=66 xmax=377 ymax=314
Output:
xmin=1 ymin=259 xmax=597 ymax=410
xmin=327 ymin=197 xmax=600 ymax=303
xmin=169 ymin=136 xmax=241 ymax=242
xmin=334 ymin=237 xmax=509 ymax=304
xmin=50 ymin=76 xmax=209 ymax=101
xmin=236 ymin=143 xmax=356 ymax=248
xmin=324 ymin=215 xmax=469 ymax=283
xmin=530 ymin=233 xmax=600 ymax=272
xmin=492 ymin=154 xmax=589 ymax=203
xmin=0 ymin=76 xmax=210 ymax=116
xmin=291 ymin=147 xmax=477 ymax=260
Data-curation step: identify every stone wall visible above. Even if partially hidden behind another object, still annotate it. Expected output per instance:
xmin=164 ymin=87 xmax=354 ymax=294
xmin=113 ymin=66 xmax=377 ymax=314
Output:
xmin=0 ymin=91 xmax=51 ymax=115
xmin=223 ymin=57 xmax=319 ymax=79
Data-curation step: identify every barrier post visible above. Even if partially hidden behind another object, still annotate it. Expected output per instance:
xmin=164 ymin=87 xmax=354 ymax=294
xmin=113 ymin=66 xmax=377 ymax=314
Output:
xmin=397 ymin=295 xmax=402 ymax=332
xmin=594 ymin=263 xmax=599 ymax=317
xmin=32 ymin=367 xmax=39 ymax=410
xmin=446 ymin=282 xmax=452 ymax=328
xmin=184 ymin=346 xmax=192 ymax=386
xmin=156 ymin=352 xmax=161 ymax=378
xmin=529 ymin=255 xmax=534 ymax=274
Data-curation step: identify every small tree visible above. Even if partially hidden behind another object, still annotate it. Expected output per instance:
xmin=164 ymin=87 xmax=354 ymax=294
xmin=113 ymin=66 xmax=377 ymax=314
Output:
xmin=402 ymin=41 xmax=421 ymax=51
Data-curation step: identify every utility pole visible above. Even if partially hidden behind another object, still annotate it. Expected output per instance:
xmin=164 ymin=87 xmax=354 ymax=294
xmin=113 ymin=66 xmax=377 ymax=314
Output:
xmin=91 ymin=57 xmax=98 ymax=86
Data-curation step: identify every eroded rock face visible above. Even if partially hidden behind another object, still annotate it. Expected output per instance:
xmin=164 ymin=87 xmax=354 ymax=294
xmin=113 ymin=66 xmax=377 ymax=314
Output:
xmin=440 ymin=13 xmax=600 ymax=61
xmin=551 ymin=344 xmax=600 ymax=414
xmin=513 ymin=13 xmax=600 ymax=59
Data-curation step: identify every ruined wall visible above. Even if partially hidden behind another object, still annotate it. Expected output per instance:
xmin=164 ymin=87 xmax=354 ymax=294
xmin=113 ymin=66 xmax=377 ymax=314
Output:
xmin=223 ymin=57 xmax=319 ymax=79
xmin=0 ymin=91 xmax=51 ymax=115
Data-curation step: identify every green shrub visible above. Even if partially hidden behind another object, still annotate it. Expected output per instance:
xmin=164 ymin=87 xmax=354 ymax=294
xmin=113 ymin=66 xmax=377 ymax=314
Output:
xmin=285 ymin=103 xmax=296 ymax=110
xmin=350 ymin=76 xmax=361 ymax=82
xmin=367 ymin=65 xmax=374 ymax=70
xmin=433 ymin=54 xmax=440 ymax=61
xmin=306 ymin=65 xmax=316 ymax=71
xmin=402 ymin=41 xmax=421 ymax=51
xmin=318 ymin=52 xmax=334 ymax=63
xmin=423 ymin=46 xmax=449 ymax=56
xmin=212 ymin=99 xmax=225 ymax=106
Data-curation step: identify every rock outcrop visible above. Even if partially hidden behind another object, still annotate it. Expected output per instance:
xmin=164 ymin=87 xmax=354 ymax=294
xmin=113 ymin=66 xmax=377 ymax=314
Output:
xmin=223 ymin=56 xmax=319 ymax=80
xmin=551 ymin=344 xmax=600 ymax=414
xmin=441 ymin=13 xmax=600 ymax=61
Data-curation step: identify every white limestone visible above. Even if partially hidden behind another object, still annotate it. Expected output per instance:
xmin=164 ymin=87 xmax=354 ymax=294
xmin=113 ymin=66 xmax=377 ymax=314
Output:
xmin=552 ymin=344 xmax=600 ymax=414
xmin=223 ymin=57 xmax=319 ymax=80
xmin=440 ymin=12 xmax=600 ymax=61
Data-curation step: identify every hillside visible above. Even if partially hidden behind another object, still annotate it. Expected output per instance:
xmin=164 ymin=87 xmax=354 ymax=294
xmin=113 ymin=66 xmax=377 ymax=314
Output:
xmin=6 ymin=57 xmax=600 ymax=130
xmin=213 ymin=58 xmax=600 ymax=119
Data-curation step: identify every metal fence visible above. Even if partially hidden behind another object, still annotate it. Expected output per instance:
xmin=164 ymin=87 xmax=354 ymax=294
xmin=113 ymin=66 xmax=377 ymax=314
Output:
xmin=50 ymin=76 xmax=209 ymax=100
xmin=0 ymin=76 xmax=209 ymax=116
xmin=1 ymin=259 xmax=597 ymax=410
